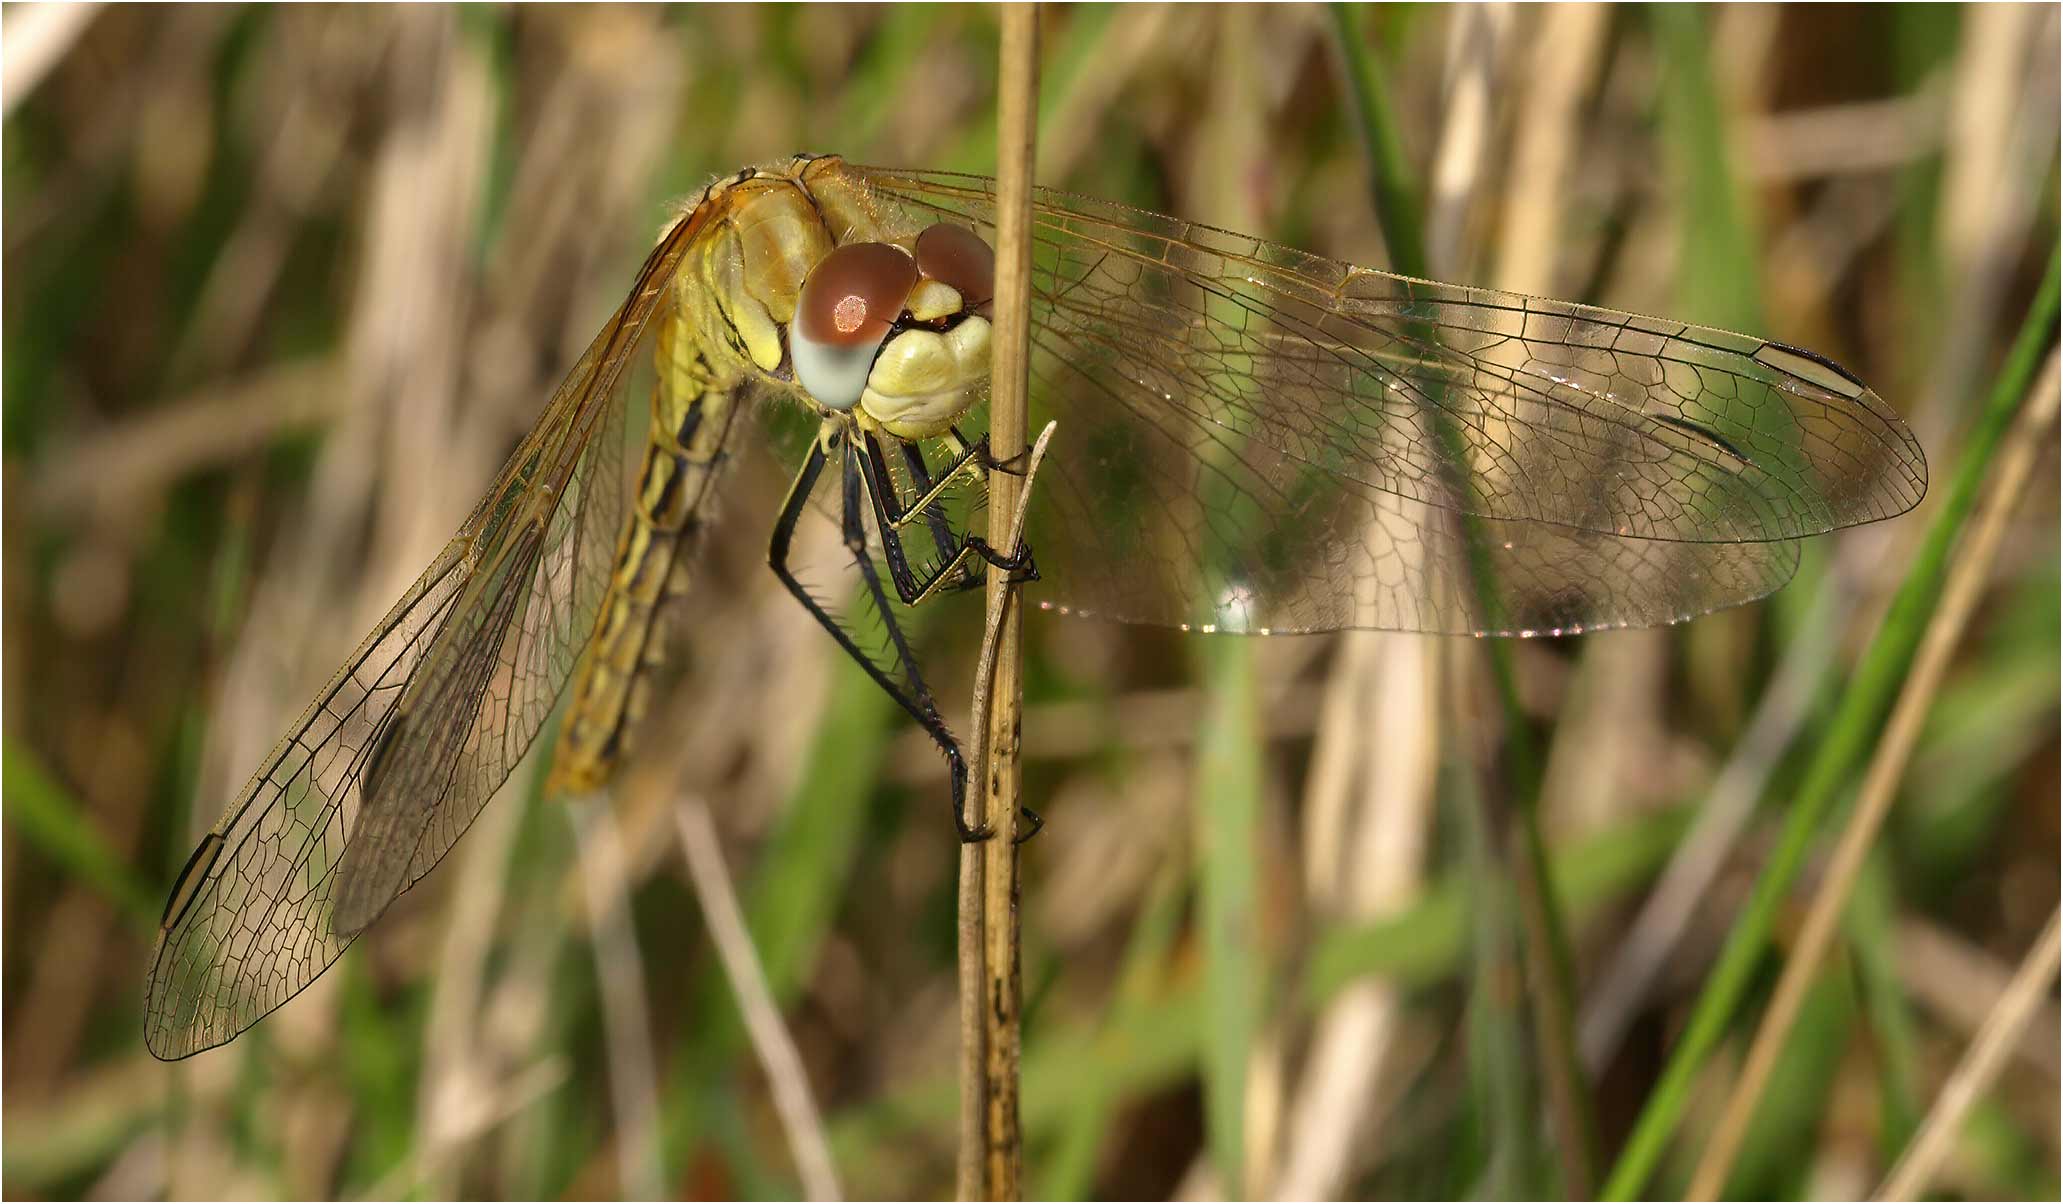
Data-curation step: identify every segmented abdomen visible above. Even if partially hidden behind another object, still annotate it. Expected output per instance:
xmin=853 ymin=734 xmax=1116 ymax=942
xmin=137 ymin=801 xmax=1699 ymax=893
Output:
xmin=546 ymin=317 xmax=737 ymax=796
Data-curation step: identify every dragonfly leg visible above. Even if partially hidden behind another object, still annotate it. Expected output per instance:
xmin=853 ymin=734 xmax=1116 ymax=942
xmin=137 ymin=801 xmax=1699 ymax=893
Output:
xmin=861 ymin=431 xmax=986 ymax=533
xmin=951 ymin=425 xmax=1032 ymax=477
xmin=858 ymin=433 xmax=1038 ymax=609
xmin=766 ymin=426 xmax=992 ymax=843
xmin=893 ymin=438 xmax=964 ymax=575
xmin=860 ymin=427 xmax=1030 ymax=541
xmin=858 ymin=437 xmax=1047 ymax=844
xmin=837 ymin=449 xmax=997 ymax=843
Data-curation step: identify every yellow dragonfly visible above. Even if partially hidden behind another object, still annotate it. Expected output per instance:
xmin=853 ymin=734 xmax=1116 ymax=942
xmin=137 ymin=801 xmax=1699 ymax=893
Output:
xmin=144 ymin=154 xmax=1927 ymax=1059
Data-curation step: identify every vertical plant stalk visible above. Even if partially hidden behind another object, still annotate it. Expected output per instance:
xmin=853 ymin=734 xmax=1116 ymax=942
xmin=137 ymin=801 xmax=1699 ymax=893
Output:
xmin=958 ymin=6 xmax=1041 ymax=1198
xmin=957 ymin=419 xmax=1056 ymax=1199
xmin=1685 ymin=348 xmax=2062 ymax=1199
xmin=569 ymin=799 xmax=666 ymax=1201
xmin=956 ymin=843 xmax=984 ymax=1195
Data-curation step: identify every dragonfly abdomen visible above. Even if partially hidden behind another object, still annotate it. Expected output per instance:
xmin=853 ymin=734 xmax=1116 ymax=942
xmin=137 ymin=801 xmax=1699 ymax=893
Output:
xmin=546 ymin=335 xmax=739 ymax=797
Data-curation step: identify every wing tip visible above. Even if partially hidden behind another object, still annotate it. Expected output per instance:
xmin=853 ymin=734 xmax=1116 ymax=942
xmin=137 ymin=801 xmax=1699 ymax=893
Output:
xmin=328 ymin=884 xmax=389 ymax=942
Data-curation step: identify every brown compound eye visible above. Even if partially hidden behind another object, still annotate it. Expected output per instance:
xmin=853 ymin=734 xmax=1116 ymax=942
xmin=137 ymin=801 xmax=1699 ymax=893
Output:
xmin=914 ymin=223 xmax=995 ymax=309
xmin=795 ymin=242 xmax=919 ymax=347
xmin=793 ymin=242 xmax=919 ymax=410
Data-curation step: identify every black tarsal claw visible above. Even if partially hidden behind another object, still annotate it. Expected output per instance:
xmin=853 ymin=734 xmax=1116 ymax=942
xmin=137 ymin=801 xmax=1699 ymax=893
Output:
xmin=967 ymin=537 xmax=1038 ymax=581
xmin=1008 ymin=543 xmax=1039 ymax=584
xmin=954 ymin=809 xmax=1042 ymax=844
xmin=979 ymin=446 xmax=1035 ymax=477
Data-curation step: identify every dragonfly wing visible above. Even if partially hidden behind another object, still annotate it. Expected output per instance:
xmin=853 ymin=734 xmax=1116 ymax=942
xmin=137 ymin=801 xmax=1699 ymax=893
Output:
xmin=144 ymin=540 xmax=473 ymax=1060
xmin=145 ymin=213 xmax=698 ymax=1059
xmin=851 ymin=166 xmax=1922 ymax=635
xmin=328 ymin=513 xmax=552 ymax=935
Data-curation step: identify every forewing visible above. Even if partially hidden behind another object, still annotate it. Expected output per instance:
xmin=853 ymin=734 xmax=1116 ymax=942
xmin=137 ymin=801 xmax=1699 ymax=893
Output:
xmin=144 ymin=212 xmax=699 ymax=1059
xmin=851 ymin=166 xmax=1921 ymax=635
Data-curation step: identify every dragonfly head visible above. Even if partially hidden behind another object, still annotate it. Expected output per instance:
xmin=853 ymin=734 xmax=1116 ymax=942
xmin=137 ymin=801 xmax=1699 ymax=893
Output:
xmin=701 ymin=159 xmax=998 ymax=440
xmin=791 ymin=222 xmax=995 ymax=439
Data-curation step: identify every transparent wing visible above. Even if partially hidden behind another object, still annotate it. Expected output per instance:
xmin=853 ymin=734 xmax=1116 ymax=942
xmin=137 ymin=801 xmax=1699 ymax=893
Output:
xmin=143 ymin=214 xmax=701 ymax=1059
xmin=852 ymin=166 xmax=1925 ymax=635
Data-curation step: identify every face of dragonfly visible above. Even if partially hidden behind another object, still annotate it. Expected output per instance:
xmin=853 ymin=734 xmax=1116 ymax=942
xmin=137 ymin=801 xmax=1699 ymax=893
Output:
xmin=688 ymin=158 xmax=998 ymax=440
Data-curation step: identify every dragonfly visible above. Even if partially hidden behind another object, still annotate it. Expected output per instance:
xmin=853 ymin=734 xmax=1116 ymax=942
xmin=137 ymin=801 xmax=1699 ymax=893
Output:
xmin=144 ymin=153 xmax=1928 ymax=1059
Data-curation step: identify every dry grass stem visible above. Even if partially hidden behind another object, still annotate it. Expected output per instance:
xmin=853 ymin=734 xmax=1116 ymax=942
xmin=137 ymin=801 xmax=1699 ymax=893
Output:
xmin=1492 ymin=2 xmax=1608 ymax=297
xmin=957 ymin=417 xmax=1055 ymax=1200
xmin=957 ymin=8 xmax=1041 ymax=1196
xmin=673 ymin=799 xmax=843 ymax=1202
xmin=962 ymin=422 xmax=1058 ymax=800
xmin=1922 ymin=4 xmax=2058 ymax=440
xmin=1424 ymin=2 xmax=1510 ymax=278
xmin=1742 ymin=90 xmax=1945 ymax=182
xmin=350 ymin=7 xmax=491 ymax=579
xmin=1686 ymin=350 xmax=2062 ymax=1198
xmin=31 ymin=359 xmax=346 ymax=521
xmin=172 ymin=18 xmax=359 ymax=379
xmin=1275 ymin=635 xmax=1436 ymax=1198
xmin=569 ymin=800 xmax=665 ymax=1201
xmin=1897 ymin=919 xmax=2062 ymax=1078
xmin=955 ymin=842 xmax=985 ymax=1200
xmin=1874 ymin=906 xmax=2063 ymax=1201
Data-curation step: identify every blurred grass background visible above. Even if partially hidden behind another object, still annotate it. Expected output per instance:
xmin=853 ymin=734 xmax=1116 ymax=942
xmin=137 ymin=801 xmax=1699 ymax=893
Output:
xmin=2 ymin=4 xmax=2058 ymax=1199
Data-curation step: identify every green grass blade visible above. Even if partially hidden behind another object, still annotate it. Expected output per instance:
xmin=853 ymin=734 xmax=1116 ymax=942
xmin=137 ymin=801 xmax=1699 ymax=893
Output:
xmin=1453 ymin=770 xmax=1533 ymax=1197
xmin=1847 ymin=846 xmax=1923 ymax=1161
xmin=1306 ymin=804 xmax=1695 ymax=1000
xmin=3 ymin=740 xmax=157 ymax=928
xmin=1602 ymin=244 xmax=2062 ymax=1200
xmin=1650 ymin=3 xmax=1762 ymax=332
xmin=1330 ymin=9 xmax=1589 ymax=1180
xmin=1036 ymin=853 xmax=1190 ymax=1200
xmin=1327 ymin=3 xmax=1426 ymax=279
xmin=1709 ymin=970 xmax=1856 ymax=1198
xmin=1196 ymin=640 xmax=1262 ymax=1197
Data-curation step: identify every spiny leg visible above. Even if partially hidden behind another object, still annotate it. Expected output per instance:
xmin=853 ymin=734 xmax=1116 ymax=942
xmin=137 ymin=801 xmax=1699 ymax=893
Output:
xmin=838 ymin=447 xmax=1006 ymax=843
xmin=766 ymin=425 xmax=991 ymax=843
xmin=895 ymin=438 xmax=967 ymax=580
xmin=863 ymin=428 xmax=1028 ymax=536
xmin=849 ymin=440 xmax=1044 ymax=845
xmin=860 ymin=434 xmax=1044 ymax=842
xmin=896 ymin=437 xmax=1046 ymax=608
xmin=859 ymin=431 xmax=1037 ymax=608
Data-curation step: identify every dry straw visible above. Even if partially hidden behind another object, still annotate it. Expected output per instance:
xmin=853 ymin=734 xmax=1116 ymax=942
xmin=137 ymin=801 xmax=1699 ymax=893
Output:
xmin=957 ymin=6 xmax=1044 ymax=1198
